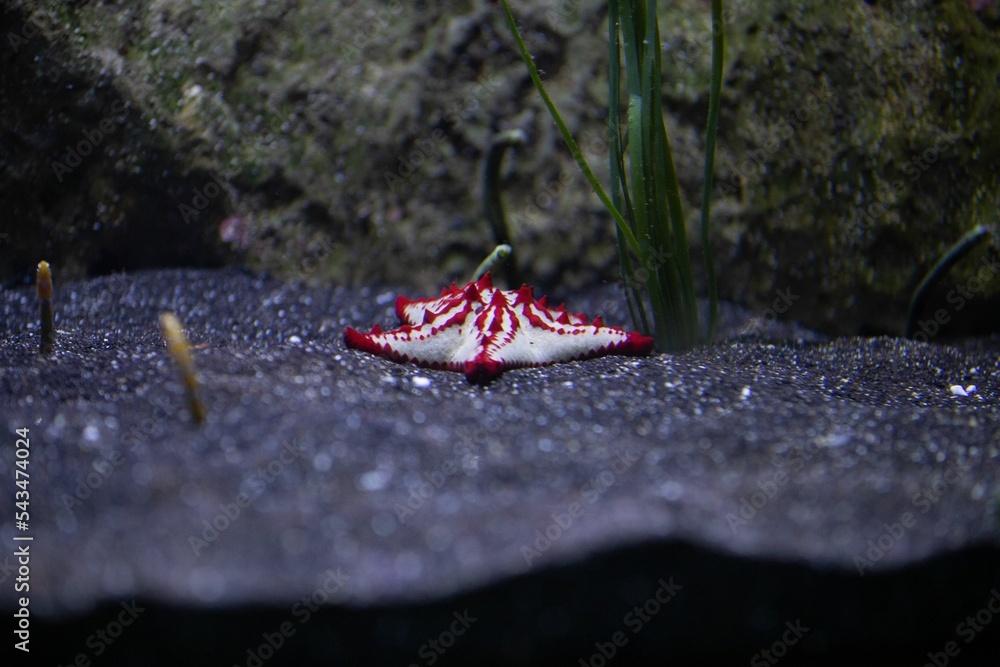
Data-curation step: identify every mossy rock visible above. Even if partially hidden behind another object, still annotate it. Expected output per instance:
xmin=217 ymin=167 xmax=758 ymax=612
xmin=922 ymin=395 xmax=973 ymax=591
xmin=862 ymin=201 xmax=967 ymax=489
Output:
xmin=0 ymin=4 xmax=231 ymax=281
xmin=1 ymin=0 xmax=997 ymax=336
xmin=707 ymin=0 xmax=1000 ymax=335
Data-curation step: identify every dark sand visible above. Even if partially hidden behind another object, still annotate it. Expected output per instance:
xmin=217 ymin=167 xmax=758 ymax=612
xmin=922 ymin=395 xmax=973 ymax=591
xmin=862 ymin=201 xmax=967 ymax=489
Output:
xmin=1 ymin=269 xmax=998 ymax=665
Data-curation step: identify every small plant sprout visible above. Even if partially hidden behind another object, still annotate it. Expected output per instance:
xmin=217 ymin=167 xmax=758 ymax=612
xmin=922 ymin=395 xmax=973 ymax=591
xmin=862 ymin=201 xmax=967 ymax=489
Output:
xmin=472 ymin=244 xmax=513 ymax=282
xmin=159 ymin=312 xmax=206 ymax=425
xmin=36 ymin=260 xmax=55 ymax=355
xmin=481 ymin=128 xmax=527 ymax=286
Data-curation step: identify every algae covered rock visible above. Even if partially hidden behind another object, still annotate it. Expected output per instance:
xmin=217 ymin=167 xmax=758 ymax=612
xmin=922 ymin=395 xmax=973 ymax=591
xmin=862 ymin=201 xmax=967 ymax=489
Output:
xmin=708 ymin=0 xmax=1000 ymax=335
xmin=0 ymin=0 xmax=997 ymax=335
xmin=0 ymin=3 xmax=231 ymax=280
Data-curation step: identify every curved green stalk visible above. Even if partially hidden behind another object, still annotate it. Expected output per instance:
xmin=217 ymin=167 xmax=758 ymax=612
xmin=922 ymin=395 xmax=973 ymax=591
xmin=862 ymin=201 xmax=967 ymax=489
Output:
xmin=499 ymin=0 xmax=643 ymax=258
xmin=701 ymin=0 xmax=724 ymax=341
xmin=472 ymin=244 xmax=513 ymax=281
xmin=481 ymin=129 xmax=526 ymax=286
xmin=644 ymin=0 xmax=696 ymax=348
xmin=905 ymin=225 xmax=991 ymax=338
xmin=609 ymin=0 xmax=649 ymax=335
xmin=500 ymin=0 xmax=725 ymax=353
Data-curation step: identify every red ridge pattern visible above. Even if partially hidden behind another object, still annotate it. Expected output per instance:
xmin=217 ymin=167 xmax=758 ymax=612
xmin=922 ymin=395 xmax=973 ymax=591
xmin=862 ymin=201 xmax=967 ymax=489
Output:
xmin=344 ymin=274 xmax=654 ymax=384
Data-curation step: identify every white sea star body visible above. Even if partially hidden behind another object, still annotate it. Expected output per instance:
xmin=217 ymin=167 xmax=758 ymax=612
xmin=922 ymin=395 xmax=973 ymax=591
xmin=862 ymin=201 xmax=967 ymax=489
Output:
xmin=344 ymin=274 xmax=654 ymax=384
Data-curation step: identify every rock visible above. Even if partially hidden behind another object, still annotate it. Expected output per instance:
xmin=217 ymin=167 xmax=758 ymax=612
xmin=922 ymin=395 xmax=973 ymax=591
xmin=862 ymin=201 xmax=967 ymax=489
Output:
xmin=709 ymin=0 xmax=1000 ymax=337
xmin=1 ymin=269 xmax=998 ymax=665
xmin=0 ymin=4 xmax=231 ymax=281
xmin=1 ymin=1 xmax=998 ymax=332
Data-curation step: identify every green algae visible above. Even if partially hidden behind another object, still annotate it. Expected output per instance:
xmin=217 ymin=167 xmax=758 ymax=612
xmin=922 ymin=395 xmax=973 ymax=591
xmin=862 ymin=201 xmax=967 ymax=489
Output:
xmin=2 ymin=0 xmax=997 ymax=335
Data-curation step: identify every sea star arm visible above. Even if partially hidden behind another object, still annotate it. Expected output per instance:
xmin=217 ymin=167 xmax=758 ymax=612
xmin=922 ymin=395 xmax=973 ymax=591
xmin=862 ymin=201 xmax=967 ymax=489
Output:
xmin=344 ymin=322 xmax=470 ymax=371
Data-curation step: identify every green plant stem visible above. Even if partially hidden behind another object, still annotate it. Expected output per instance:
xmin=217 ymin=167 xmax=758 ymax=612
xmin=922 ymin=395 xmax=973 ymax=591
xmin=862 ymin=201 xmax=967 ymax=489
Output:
xmin=472 ymin=244 xmax=513 ymax=282
xmin=620 ymin=0 xmax=697 ymax=350
xmin=905 ymin=225 xmax=992 ymax=338
xmin=701 ymin=0 xmax=724 ymax=341
xmin=646 ymin=0 xmax=697 ymax=348
xmin=619 ymin=3 xmax=674 ymax=349
xmin=482 ymin=129 xmax=526 ymax=286
xmin=608 ymin=0 xmax=649 ymax=335
xmin=498 ymin=0 xmax=643 ymax=258
xmin=500 ymin=0 xmax=725 ymax=353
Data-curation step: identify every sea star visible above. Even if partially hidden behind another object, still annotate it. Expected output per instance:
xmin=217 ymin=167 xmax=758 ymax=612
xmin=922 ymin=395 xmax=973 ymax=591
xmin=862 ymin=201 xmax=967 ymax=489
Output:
xmin=344 ymin=274 xmax=654 ymax=384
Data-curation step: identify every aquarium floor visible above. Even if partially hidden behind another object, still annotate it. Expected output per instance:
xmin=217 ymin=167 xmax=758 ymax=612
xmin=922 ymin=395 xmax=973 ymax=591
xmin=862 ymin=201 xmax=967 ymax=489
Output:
xmin=1 ymin=269 xmax=998 ymax=666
